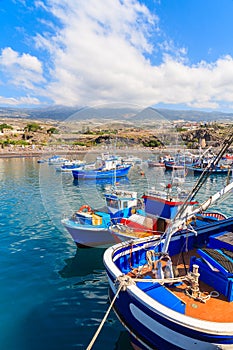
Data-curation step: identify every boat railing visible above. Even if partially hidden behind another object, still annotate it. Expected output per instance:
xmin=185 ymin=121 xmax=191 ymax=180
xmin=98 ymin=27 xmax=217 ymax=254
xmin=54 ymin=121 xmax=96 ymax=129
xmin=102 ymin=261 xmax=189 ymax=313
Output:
xmin=201 ymin=211 xmax=228 ymax=220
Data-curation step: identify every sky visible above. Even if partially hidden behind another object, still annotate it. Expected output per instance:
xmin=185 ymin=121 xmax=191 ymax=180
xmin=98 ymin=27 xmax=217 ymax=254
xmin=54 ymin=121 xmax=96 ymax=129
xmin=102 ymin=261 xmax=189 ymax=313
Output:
xmin=1 ymin=0 xmax=233 ymax=112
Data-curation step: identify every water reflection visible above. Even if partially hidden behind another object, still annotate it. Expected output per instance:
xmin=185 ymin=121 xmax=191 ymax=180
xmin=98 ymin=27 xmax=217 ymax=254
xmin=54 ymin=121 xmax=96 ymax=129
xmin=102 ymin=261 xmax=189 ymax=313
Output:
xmin=73 ymin=176 xmax=130 ymax=188
xmin=114 ymin=331 xmax=134 ymax=350
xmin=59 ymin=247 xmax=105 ymax=278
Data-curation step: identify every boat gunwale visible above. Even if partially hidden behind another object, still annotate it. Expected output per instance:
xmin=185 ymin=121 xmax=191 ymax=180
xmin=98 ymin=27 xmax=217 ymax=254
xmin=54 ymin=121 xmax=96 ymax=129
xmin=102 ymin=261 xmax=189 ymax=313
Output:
xmin=61 ymin=218 xmax=110 ymax=231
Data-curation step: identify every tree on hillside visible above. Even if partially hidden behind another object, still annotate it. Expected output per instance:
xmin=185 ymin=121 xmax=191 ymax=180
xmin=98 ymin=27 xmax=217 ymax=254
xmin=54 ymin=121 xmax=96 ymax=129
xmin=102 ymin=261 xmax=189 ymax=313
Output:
xmin=47 ymin=127 xmax=59 ymax=134
xmin=24 ymin=123 xmax=41 ymax=132
xmin=23 ymin=123 xmax=41 ymax=141
xmin=0 ymin=123 xmax=13 ymax=132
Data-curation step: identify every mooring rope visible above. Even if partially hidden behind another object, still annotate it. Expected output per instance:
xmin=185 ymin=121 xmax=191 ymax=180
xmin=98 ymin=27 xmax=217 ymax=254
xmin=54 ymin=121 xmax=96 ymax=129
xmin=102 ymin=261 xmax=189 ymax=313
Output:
xmin=86 ymin=275 xmax=135 ymax=350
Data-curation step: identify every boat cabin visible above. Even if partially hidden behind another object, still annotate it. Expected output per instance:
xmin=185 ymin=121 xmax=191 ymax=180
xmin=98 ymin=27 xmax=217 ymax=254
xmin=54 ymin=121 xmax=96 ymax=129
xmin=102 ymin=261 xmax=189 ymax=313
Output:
xmin=105 ymin=190 xmax=137 ymax=212
xmin=143 ymin=187 xmax=197 ymax=220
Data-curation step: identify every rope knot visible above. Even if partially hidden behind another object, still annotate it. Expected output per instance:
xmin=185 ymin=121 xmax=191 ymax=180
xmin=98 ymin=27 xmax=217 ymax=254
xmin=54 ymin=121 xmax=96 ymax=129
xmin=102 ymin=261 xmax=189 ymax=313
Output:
xmin=115 ymin=275 xmax=135 ymax=291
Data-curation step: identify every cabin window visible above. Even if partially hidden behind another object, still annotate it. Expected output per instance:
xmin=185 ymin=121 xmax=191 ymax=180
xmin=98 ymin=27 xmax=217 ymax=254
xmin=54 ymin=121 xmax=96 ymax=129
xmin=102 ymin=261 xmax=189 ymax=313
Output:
xmin=123 ymin=201 xmax=128 ymax=209
xmin=107 ymin=198 xmax=119 ymax=209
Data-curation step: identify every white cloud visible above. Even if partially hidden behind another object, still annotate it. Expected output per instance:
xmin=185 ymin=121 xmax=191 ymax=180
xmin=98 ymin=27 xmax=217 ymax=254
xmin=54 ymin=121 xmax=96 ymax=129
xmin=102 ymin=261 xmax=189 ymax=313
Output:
xmin=31 ymin=0 xmax=233 ymax=111
xmin=2 ymin=0 xmax=233 ymax=110
xmin=34 ymin=0 xmax=160 ymax=106
xmin=0 ymin=47 xmax=42 ymax=73
xmin=0 ymin=95 xmax=41 ymax=106
xmin=0 ymin=47 xmax=44 ymax=90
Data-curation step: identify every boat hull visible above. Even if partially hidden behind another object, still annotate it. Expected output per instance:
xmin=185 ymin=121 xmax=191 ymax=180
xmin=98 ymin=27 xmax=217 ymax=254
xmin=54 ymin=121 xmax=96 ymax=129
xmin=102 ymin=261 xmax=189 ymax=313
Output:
xmin=108 ymin=285 xmax=233 ymax=350
xmin=62 ymin=219 xmax=123 ymax=248
xmin=148 ymin=161 xmax=165 ymax=168
xmin=165 ymin=163 xmax=185 ymax=171
xmin=187 ymin=166 xmax=232 ymax=175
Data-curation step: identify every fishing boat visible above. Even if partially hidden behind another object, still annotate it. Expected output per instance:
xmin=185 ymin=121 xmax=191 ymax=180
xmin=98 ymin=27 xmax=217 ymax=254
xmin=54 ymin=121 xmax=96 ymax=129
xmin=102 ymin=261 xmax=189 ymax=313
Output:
xmin=72 ymin=163 xmax=131 ymax=180
xmin=109 ymin=182 xmax=228 ymax=242
xmin=147 ymin=156 xmax=166 ymax=168
xmin=164 ymin=151 xmax=198 ymax=171
xmin=104 ymin=210 xmax=233 ymax=349
xmin=164 ymin=149 xmax=214 ymax=172
xmin=187 ymin=163 xmax=232 ymax=176
xmin=122 ymin=155 xmax=143 ymax=166
xmin=56 ymin=160 xmax=86 ymax=172
xmin=102 ymin=133 xmax=233 ymax=350
xmin=48 ymin=155 xmax=69 ymax=165
xmin=225 ymin=153 xmax=233 ymax=160
xmin=37 ymin=158 xmax=47 ymax=163
xmin=61 ymin=188 xmax=139 ymax=248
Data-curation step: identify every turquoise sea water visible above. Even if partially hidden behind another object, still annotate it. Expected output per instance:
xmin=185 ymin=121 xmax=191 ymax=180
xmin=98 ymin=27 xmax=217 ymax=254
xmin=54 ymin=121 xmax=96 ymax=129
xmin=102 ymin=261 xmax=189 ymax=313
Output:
xmin=0 ymin=157 xmax=232 ymax=350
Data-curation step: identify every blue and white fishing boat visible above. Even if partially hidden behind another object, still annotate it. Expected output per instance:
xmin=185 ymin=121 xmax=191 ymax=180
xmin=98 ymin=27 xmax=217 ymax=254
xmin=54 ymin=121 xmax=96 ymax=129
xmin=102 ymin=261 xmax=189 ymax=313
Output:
xmin=48 ymin=155 xmax=69 ymax=165
xmin=56 ymin=160 xmax=86 ymax=172
xmin=72 ymin=163 xmax=131 ymax=180
xmin=104 ymin=200 xmax=233 ymax=349
xmin=103 ymin=135 xmax=233 ymax=350
xmin=187 ymin=163 xmax=232 ymax=175
xmin=61 ymin=188 xmax=138 ymax=248
xmin=71 ymin=152 xmax=130 ymax=180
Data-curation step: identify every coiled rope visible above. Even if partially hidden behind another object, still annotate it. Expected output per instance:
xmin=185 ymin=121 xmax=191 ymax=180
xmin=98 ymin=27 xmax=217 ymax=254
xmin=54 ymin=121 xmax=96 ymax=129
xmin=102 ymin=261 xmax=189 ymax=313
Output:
xmin=86 ymin=275 xmax=135 ymax=350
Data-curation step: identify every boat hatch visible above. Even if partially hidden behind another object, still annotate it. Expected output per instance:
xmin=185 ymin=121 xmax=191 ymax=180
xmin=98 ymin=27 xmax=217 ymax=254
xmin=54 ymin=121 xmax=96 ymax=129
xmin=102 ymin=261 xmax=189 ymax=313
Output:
xmin=190 ymin=231 xmax=233 ymax=301
xmin=136 ymin=278 xmax=186 ymax=314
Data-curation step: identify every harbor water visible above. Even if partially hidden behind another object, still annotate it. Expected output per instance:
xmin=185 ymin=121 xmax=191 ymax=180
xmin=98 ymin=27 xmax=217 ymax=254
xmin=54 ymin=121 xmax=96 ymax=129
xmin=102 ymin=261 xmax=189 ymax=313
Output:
xmin=0 ymin=157 xmax=232 ymax=350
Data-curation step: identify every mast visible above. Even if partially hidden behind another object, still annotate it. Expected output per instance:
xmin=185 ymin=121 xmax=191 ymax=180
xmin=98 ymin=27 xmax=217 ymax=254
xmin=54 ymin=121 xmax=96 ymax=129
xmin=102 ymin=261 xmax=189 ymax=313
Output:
xmin=162 ymin=128 xmax=233 ymax=254
xmin=176 ymin=128 xmax=233 ymax=219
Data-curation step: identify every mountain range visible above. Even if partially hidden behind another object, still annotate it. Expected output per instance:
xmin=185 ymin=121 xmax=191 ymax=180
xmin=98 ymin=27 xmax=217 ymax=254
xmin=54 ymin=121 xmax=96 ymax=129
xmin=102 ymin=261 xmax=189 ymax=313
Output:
xmin=0 ymin=105 xmax=232 ymax=123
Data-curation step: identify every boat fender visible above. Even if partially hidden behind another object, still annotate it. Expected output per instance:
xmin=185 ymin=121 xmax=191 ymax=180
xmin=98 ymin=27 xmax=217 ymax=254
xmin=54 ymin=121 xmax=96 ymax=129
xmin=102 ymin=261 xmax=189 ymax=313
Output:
xmin=146 ymin=250 xmax=157 ymax=268
xmin=78 ymin=205 xmax=92 ymax=213
xmin=137 ymin=199 xmax=143 ymax=209
xmin=72 ymin=213 xmax=77 ymax=220
xmin=156 ymin=260 xmax=164 ymax=279
xmin=131 ymin=207 xmax=136 ymax=214
xmin=164 ymin=259 xmax=174 ymax=279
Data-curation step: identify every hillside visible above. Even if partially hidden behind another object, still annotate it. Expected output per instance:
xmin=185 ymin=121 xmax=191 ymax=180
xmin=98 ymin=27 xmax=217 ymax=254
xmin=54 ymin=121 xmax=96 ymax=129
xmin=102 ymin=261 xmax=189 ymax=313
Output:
xmin=0 ymin=117 xmax=232 ymax=152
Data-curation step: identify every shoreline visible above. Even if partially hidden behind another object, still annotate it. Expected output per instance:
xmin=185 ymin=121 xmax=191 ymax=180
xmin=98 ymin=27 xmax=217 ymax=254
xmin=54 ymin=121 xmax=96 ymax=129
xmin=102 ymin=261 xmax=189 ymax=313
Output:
xmin=0 ymin=144 xmax=220 ymax=159
xmin=0 ymin=146 xmax=170 ymax=159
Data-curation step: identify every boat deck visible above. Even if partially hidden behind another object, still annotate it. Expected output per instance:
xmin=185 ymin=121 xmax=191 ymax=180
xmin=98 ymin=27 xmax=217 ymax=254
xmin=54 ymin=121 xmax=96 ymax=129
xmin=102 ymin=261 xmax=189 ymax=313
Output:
xmin=169 ymin=248 xmax=233 ymax=322
xmin=169 ymin=275 xmax=233 ymax=322
xmin=111 ymin=226 xmax=155 ymax=239
xmin=128 ymin=245 xmax=233 ymax=323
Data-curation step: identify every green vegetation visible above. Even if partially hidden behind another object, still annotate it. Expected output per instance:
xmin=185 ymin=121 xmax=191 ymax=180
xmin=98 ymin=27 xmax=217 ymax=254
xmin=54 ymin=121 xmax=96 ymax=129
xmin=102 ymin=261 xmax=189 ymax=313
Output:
xmin=24 ymin=123 xmax=41 ymax=132
xmin=176 ymin=127 xmax=186 ymax=132
xmin=142 ymin=139 xmax=161 ymax=148
xmin=0 ymin=139 xmax=29 ymax=146
xmin=73 ymin=141 xmax=86 ymax=146
xmin=0 ymin=123 xmax=13 ymax=132
xmin=186 ymin=142 xmax=194 ymax=149
xmin=82 ymin=126 xmax=118 ymax=135
xmin=47 ymin=127 xmax=59 ymax=134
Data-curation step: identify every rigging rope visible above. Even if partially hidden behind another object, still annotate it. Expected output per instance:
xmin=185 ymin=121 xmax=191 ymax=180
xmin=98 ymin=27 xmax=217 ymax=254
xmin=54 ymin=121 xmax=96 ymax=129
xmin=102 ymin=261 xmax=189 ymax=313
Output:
xmin=86 ymin=276 xmax=135 ymax=350
xmin=175 ymin=128 xmax=233 ymax=221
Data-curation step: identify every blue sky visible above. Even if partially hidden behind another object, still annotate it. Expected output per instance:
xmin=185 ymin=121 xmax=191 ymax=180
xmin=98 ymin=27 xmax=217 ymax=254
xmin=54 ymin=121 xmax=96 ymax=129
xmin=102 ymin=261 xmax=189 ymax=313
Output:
xmin=1 ymin=0 xmax=233 ymax=112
